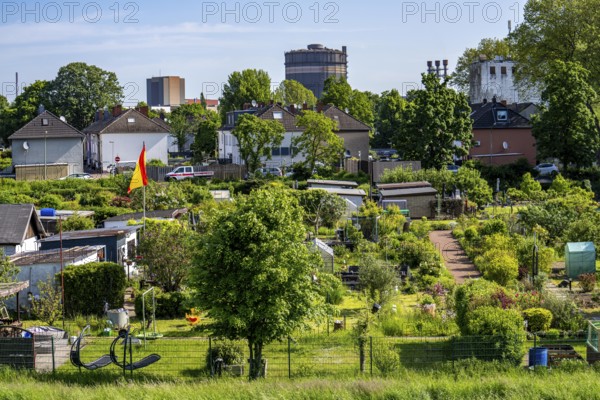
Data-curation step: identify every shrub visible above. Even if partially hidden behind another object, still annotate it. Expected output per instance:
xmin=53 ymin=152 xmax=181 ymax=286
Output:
xmin=38 ymin=194 xmax=62 ymax=209
xmin=464 ymin=306 xmax=525 ymax=365
xmin=463 ymin=226 xmax=478 ymax=241
xmin=134 ymin=288 xmax=193 ymax=320
xmin=478 ymin=249 xmax=519 ymax=286
xmin=480 ymin=218 xmax=508 ymax=237
xmin=317 ymin=273 xmax=345 ymax=306
xmin=205 ymin=339 xmax=244 ymax=370
xmin=61 ymin=262 xmax=126 ymax=316
xmin=579 ymin=273 xmax=596 ymax=293
xmin=61 ymin=213 xmax=95 ymax=231
xmin=372 ymin=343 xmax=400 ymax=375
xmin=523 ymin=308 xmax=553 ymax=333
xmin=454 ymin=279 xmax=506 ymax=332
xmin=541 ymin=293 xmax=585 ymax=331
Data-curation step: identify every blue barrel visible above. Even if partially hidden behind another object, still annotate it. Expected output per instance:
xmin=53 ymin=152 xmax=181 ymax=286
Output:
xmin=40 ymin=208 xmax=56 ymax=217
xmin=529 ymin=347 xmax=548 ymax=367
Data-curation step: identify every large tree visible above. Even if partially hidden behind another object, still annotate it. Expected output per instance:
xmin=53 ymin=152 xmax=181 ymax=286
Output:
xmin=509 ymin=0 xmax=600 ymax=94
xmin=137 ymin=219 xmax=196 ymax=292
xmin=294 ymin=110 xmax=344 ymax=173
xmin=168 ymin=104 xmax=206 ymax=153
xmin=192 ymin=110 xmax=220 ymax=162
xmin=272 ymin=80 xmax=317 ymax=107
xmin=219 ymin=69 xmax=272 ymax=123
xmin=452 ymin=38 xmax=511 ymax=93
xmin=297 ymin=189 xmax=347 ymax=234
xmin=191 ymin=188 xmax=323 ymax=379
xmin=49 ymin=62 xmax=123 ymax=130
xmin=393 ymin=74 xmax=472 ymax=169
xmin=373 ymin=89 xmax=407 ymax=148
xmin=532 ymin=60 xmax=600 ymax=168
xmin=321 ymin=76 xmax=375 ymax=127
xmin=233 ymin=113 xmax=285 ymax=173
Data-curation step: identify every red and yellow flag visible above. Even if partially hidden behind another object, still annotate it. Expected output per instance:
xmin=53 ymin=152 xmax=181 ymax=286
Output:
xmin=127 ymin=144 xmax=148 ymax=193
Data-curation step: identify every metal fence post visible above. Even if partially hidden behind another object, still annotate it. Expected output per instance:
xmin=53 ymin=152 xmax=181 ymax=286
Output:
xmin=288 ymin=336 xmax=291 ymax=379
xmin=369 ymin=337 xmax=373 ymax=376
xmin=209 ymin=337 xmax=213 ymax=377
xmin=51 ymin=336 xmax=55 ymax=373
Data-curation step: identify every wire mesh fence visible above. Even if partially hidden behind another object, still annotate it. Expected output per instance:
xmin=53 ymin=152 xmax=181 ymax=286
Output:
xmin=0 ymin=332 xmax=592 ymax=381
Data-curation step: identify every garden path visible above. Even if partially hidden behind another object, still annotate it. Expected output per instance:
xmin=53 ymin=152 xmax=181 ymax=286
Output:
xmin=428 ymin=230 xmax=480 ymax=284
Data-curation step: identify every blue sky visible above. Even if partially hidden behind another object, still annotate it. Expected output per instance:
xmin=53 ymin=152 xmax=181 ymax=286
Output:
xmin=0 ymin=0 xmax=523 ymax=104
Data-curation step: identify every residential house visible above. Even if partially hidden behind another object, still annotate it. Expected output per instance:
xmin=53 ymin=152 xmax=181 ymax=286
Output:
xmin=7 ymin=245 xmax=105 ymax=309
xmin=83 ymin=106 xmax=170 ymax=171
xmin=218 ymin=104 xmax=370 ymax=171
xmin=39 ymin=226 xmax=139 ymax=265
xmin=469 ymin=100 xmax=536 ymax=166
xmin=9 ymin=110 xmax=85 ymax=179
xmin=0 ymin=204 xmax=46 ymax=256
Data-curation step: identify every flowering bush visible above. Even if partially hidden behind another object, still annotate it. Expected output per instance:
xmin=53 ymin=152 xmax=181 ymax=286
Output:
xmin=514 ymin=291 xmax=543 ymax=310
xmin=579 ymin=273 xmax=596 ymax=293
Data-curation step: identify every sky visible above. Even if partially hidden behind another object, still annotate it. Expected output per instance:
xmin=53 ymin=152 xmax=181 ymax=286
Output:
xmin=0 ymin=0 xmax=523 ymax=104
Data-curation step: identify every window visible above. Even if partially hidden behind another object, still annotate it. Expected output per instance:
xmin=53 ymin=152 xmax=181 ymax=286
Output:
xmin=41 ymin=118 xmax=49 ymax=126
xmin=127 ymin=118 xmax=136 ymax=123
xmin=272 ymin=147 xmax=281 ymax=156
xmin=280 ymin=147 xmax=290 ymax=156
xmin=497 ymin=110 xmax=508 ymax=121
xmin=490 ymin=66 xmax=496 ymax=75
xmin=501 ymin=66 xmax=507 ymax=75
xmin=273 ymin=112 xmax=283 ymax=119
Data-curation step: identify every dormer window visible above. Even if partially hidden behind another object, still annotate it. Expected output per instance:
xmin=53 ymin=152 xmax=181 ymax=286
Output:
xmin=41 ymin=118 xmax=49 ymax=126
xmin=273 ymin=112 xmax=283 ymax=120
xmin=496 ymin=110 xmax=508 ymax=121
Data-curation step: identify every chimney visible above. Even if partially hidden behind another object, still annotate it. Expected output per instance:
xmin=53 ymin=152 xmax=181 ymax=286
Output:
xmin=316 ymin=102 xmax=324 ymax=113
xmin=435 ymin=60 xmax=441 ymax=77
xmin=137 ymin=105 xmax=149 ymax=117
xmin=427 ymin=60 xmax=433 ymax=74
xmin=289 ymin=104 xmax=295 ymax=114
xmin=95 ymin=109 xmax=100 ymax=122
xmin=500 ymin=100 xmax=507 ymax=107
xmin=243 ymin=103 xmax=250 ymax=110
xmin=112 ymin=104 xmax=122 ymax=117
xmin=443 ymin=59 xmax=449 ymax=77
xmin=270 ymin=99 xmax=274 ymax=105
xmin=303 ymin=102 xmax=308 ymax=110
xmin=342 ymin=46 xmax=347 ymax=54
xmin=103 ymin=108 xmax=110 ymax=121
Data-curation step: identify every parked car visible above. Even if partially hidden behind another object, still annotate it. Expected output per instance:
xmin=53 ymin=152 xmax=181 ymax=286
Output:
xmin=446 ymin=164 xmax=460 ymax=174
xmin=164 ymin=166 xmax=215 ymax=181
xmin=534 ymin=163 xmax=559 ymax=176
xmin=255 ymin=167 xmax=283 ymax=177
xmin=59 ymin=173 xmax=92 ymax=180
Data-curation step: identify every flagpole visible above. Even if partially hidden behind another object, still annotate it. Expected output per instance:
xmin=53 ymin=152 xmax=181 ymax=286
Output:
xmin=143 ymin=141 xmax=146 ymax=232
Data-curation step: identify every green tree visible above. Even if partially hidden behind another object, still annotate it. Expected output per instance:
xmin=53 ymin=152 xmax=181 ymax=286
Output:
xmin=373 ymin=89 xmax=406 ymax=148
xmin=168 ymin=103 xmax=207 ymax=153
xmin=297 ymin=189 xmax=347 ymax=233
xmin=0 ymin=249 xmax=17 ymax=283
xmin=0 ymin=81 xmax=52 ymax=144
xmin=393 ymin=74 xmax=472 ymax=169
xmin=358 ymin=254 xmax=398 ymax=305
xmin=509 ymin=0 xmax=600 ymax=94
xmin=532 ymin=60 xmax=599 ymax=168
xmin=191 ymin=188 xmax=323 ymax=379
xmin=219 ymin=69 xmax=272 ymax=123
xmin=136 ymin=101 xmax=159 ymax=119
xmin=233 ymin=114 xmax=285 ymax=173
xmin=321 ymin=76 xmax=375 ymax=127
xmin=49 ymin=62 xmax=123 ymax=130
xmin=192 ymin=110 xmax=220 ymax=162
xmin=272 ymin=80 xmax=317 ymax=107
xmin=138 ymin=220 xmax=196 ymax=292
xmin=61 ymin=213 xmax=95 ymax=231
xmin=200 ymin=92 xmax=207 ymax=110
xmin=31 ymin=276 xmax=63 ymax=325
xmin=294 ymin=110 xmax=344 ymax=173
xmin=452 ymin=38 xmax=511 ymax=93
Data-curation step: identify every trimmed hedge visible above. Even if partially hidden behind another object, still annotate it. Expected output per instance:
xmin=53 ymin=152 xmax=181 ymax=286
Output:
xmin=60 ymin=262 xmax=126 ymax=316
xmin=134 ymin=288 xmax=192 ymax=320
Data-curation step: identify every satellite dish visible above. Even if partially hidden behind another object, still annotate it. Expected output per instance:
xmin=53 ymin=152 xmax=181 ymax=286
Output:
xmin=251 ymin=100 xmax=258 ymax=108
xmin=59 ymin=116 xmax=66 ymax=122
xmin=502 ymin=141 xmax=509 ymax=150
xmin=23 ymin=141 xmax=29 ymax=150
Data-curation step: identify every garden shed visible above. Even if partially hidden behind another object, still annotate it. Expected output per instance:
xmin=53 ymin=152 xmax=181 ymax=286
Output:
xmin=565 ymin=242 xmax=596 ymax=279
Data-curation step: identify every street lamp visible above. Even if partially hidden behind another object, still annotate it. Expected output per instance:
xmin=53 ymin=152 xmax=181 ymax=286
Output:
xmin=44 ymin=130 xmax=47 ymax=180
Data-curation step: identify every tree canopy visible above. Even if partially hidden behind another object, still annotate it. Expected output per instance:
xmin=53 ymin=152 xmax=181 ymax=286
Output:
xmin=272 ymin=80 xmax=317 ymax=108
xmin=294 ymin=110 xmax=344 ymax=173
xmin=393 ymin=74 xmax=472 ymax=169
xmin=191 ymin=188 xmax=323 ymax=379
xmin=219 ymin=69 xmax=272 ymax=123
xmin=192 ymin=110 xmax=220 ymax=162
xmin=373 ymin=89 xmax=407 ymax=148
xmin=233 ymin=113 xmax=285 ymax=173
xmin=509 ymin=0 xmax=600 ymax=94
xmin=49 ymin=62 xmax=123 ymax=130
xmin=321 ymin=76 xmax=375 ymax=127
xmin=532 ymin=60 xmax=600 ymax=168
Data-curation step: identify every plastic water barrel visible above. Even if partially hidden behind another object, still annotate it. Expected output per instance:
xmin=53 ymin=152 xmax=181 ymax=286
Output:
xmin=528 ymin=347 xmax=548 ymax=367
xmin=40 ymin=208 xmax=56 ymax=217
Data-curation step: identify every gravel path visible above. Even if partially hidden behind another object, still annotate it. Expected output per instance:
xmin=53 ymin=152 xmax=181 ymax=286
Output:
xmin=428 ymin=230 xmax=481 ymax=284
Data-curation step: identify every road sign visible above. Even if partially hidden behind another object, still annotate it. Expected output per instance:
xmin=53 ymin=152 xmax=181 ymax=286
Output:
xmin=115 ymin=156 xmax=121 ymax=163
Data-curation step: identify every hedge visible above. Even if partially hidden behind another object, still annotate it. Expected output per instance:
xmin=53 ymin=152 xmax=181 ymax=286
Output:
xmin=60 ymin=262 xmax=126 ymax=316
xmin=134 ymin=288 xmax=192 ymax=320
